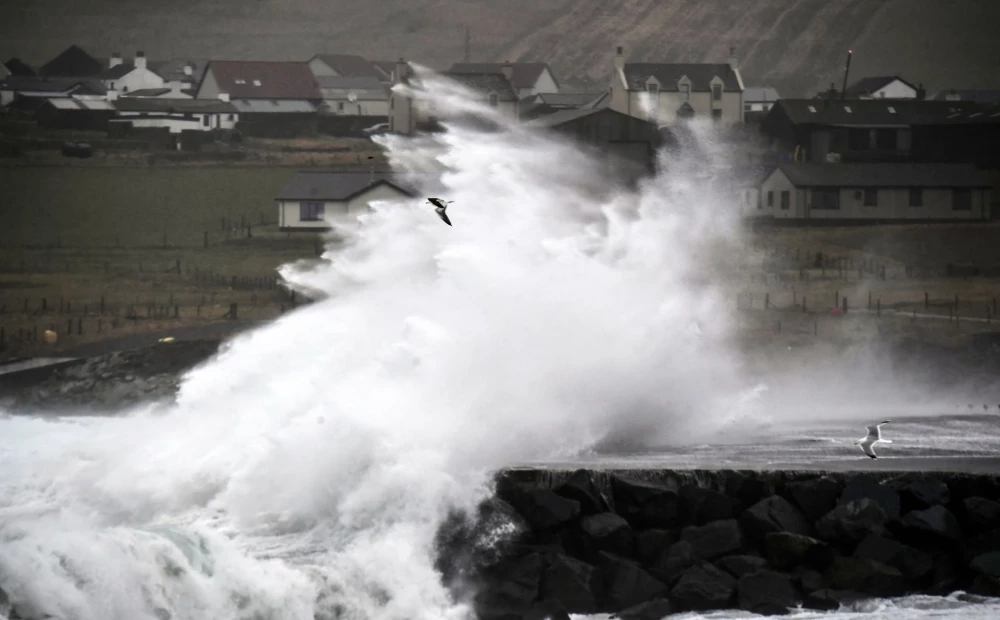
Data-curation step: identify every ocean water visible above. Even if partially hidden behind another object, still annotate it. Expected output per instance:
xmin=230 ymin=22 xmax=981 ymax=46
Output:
xmin=1 ymin=66 xmax=997 ymax=620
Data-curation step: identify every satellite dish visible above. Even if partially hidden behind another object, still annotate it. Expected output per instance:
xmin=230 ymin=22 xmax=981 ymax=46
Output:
xmin=348 ymin=92 xmax=357 ymax=102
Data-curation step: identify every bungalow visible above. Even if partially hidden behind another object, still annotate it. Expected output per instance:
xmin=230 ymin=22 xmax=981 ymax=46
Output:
xmin=110 ymin=97 xmax=239 ymax=134
xmin=447 ymin=62 xmax=560 ymax=98
xmin=101 ymin=52 xmax=165 ymax=94
xmin=757 ymin=163 xmax=992 ymax=223
xmin=36 ymin=97 xmax=115 ymax=130
xmin=519 ymin=92 xmax=603 ymax=122
xmin=843 ymin=76 xmax=921 ymax=100
xmin=0 ymin=76 xmax=106 ymax=108
xmin=609 ymin=45 xmax=745 ymax=125
xmin=314 ymin=76 xmax=389 ymax=116
xmin=275 ymin=171 xmax=417 ymax=232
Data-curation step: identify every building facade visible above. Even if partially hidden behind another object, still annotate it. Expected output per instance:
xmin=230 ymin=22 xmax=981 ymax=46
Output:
xmin=275 ymin=171 xmax=416 ymax=231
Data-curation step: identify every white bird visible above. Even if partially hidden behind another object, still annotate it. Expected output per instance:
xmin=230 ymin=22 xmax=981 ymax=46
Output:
xmin=427 ymin=197 xmax=453 ymax=226
xmin=854 ymin=420 xmax=892 ymax=459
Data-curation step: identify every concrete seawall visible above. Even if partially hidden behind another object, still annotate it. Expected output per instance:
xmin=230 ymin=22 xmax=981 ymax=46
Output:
xmin=449 ymin=468 xmax=1000 ymax=619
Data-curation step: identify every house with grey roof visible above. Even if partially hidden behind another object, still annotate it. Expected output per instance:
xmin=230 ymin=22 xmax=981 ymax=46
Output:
xmin=758 ymin=163 xmax=992 ymax=223
xmin=275 ymin=171 xmax=417 ymax=232
xmin=447 ymin=62 xmax=559 ymax=98
xmin=519 ymin=92 xmax=603 ymax=122
xmin=308 ymin=54 xmax=385 ymax=81
xmin=147 ymin=58 xmax=209 ymax=98
xmin=844 ymin=76 xmax=920 ymax=100
xmin=101 ymin=52 xmax=165 ymax=96
xmin=0 ymin=76 xmax=106 ymax=108
xmin=38 ymin=45 xmax=103 ymax=78
xmin=743 ymin=87 xmax=781 ymax=123
xmin=314 ymin=75 xmax=389 ymax=117
xmin=608 ymin=45 xmax=745 ymax=125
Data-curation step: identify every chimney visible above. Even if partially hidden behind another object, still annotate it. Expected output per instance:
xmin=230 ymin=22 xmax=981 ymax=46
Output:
xmin=109 ymin=52 xmax=122 ymax=69
xmin=184 ymin=62 xmax=194 ymax=76
xmin=917 ymin=82 xmax=927 ymax=100
xmin=501 ymin=60 xmax=513 ymax=82
xmin=135 ymin=51 xmax=146 ymax=70
xmin=394 ymin=57 xmax=409 ymax=84
xmin=728 ymin=46 xmax=739 ymax=71
xmin=613 ymin=45 xmax=625 ymax=72
xmin=218 ymin=92 xmax=230 ymax=102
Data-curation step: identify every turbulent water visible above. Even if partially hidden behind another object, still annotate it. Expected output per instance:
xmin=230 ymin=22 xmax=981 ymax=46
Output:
xmin=0 ymin=67 xmax=997 ymax=620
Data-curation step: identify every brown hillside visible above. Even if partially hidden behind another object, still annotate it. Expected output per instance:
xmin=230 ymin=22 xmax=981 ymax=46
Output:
xmin=2 ymin=0 xmax=998 ymax=97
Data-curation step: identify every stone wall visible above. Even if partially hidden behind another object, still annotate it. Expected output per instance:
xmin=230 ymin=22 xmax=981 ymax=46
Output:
xmin=444 ymin=468 xmax=1000 ymax=619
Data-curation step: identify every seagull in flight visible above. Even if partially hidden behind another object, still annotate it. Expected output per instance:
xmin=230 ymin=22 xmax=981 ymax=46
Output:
xmin=427 ymin=197 xmax=453 ymax=226
xmin=854 ymin=420 xmax=892 ymax=459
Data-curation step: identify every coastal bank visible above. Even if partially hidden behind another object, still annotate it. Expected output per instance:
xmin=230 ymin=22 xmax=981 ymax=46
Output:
xmin=453 ymin=468 xmax=1000 ymax=619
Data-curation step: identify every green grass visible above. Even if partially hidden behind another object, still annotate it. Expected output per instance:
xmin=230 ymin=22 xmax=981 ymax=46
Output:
xmin=0 ymin=167 xmax=298 ymax=248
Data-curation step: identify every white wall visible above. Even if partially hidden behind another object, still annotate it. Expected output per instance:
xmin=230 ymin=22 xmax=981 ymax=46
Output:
xmin=278 ymin=184 xmax=412 ymax=229
xmin=322 ymin=95 xmax=389 ymax=116
xmin=117 ymin=112 xmax=238 ymax=133
xmin=195 ymin=69 xmax=222 ymax=100
xmin=309 ymin=57 xmax=336 ymax=77
xmin=759 ymin=169 xmax=806 ymax=219
xmin=865 ymin=80 xmax=917 ymax=99
xmin=614 ymin=78 xmax=743 ymax=124
xmin=107 ymin=68 xmax=164 ymax=94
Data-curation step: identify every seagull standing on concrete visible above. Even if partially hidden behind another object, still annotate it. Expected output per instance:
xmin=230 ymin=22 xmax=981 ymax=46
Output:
xmin=427 ymin=197 xmax=453 ymax=226
xmin=854 ymin=421 xmax=892 ymax=459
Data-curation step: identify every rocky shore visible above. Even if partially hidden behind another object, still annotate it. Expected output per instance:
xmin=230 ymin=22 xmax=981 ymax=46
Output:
xmin=446 ymin=468 xmax=1000 ymax=619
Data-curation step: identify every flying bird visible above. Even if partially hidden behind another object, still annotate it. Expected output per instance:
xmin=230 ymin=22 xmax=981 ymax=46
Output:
xmin=427 ymin=197 xmax=453 ymax=226
xmin=854 ymin=420 xmax=892 ymax=459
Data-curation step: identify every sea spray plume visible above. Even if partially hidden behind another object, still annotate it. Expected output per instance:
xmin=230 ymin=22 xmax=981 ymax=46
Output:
xmin=0 ymin=67 xmax=758 ymax=620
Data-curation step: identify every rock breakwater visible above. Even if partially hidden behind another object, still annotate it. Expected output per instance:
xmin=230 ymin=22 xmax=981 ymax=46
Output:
xmin=447 ymin=468 xmax=1000 ymax=619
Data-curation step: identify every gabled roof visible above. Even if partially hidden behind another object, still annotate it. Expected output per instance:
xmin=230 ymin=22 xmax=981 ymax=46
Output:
xmin=534 ymin=92 xmax=601 ymax=108
xmin=113 ymin=98 xmax=237 ymax=113
xmin=231 ymin=99 xmax=317 ymax=113
xmin=622 ymin=63 xmax=741 ymax=92
xmin=767 ymin=98 xmax=1000 ymax=127
xmin=371 ymin=61 xmax=397 ymax=81
xmin=101 ymin=64 xmax=136 ymax=80
xmin=202 ymin=61 xmax=321 ymax=100
xmin=122 ymin=87 xmax=173 ymax=97
xmin=845 ymin=76 xmax=918 ymax=97
xmin=148 ymin=59 xmax=209 ymax=84
xmin=275 ymin=171 xmax=417 ymax=201
xmin=525 ymin=101 xmax=628 ymax=127
xmin=774 ymin=163 xmax=992 ymax=188
xmin=43 ymin=97 xmax=115 ymax=111
xmin=0 ymin=62 xmax=9 ymax=79
xmin=315 ymin=76 xmax=389 ymax=100
xmin=310 ymin=54 xmax=384 ymax=80
xmin=447 ymin=62 xmax=557 ymax=91
xmin=744 ymin=87 xmax=780 ymax=102
xmin=0 ymin=76 xmax=107 ymax=95
xmin=4 ymin=57 xmax=35 ymax=77
xmin=441 ymin=72 xmax=517 ymax=101
xmin=39 ymin=45 xmax=103 ymax=78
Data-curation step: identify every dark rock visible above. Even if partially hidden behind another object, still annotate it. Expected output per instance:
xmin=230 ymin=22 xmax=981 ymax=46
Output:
xmin=740 ymin=495 xmax=812 ymax=540
xmin=737 ymin=570 xmax=802 ymax=616
xmin=649 ymin=540 xmax=695 ymax=586
xmin=764 ymin=532 xmax=834 ymax=571
xmin=971 ymin=552 xmax=1000 ymax=579
xmin=476 ymin=552 xmax=545 ymax=620
xmin=633 ymin=529 xmax=676 ymax=567
xmin=853 ymin=534 xmax=933 ymax=582
xmin=963 ymin=497 xmax=1000 ymax=531
xmin=964 ymin=529 xmax=1000 ymax=563
xmin=886 ymin=475 xmax=951 ymax=512
xmin=803 ymin=589 xmax=862 ymax=611
xmin=839 ymin=476 xmax=901 ymax=521
xmin=592 ymin=552 xmax=668 ymax=612
xmin=823 ymin=556 xmax=906 ymax=597
xmin=785 ymin=476 xmax=842 ymax=523
xmin=670 ymin=562 xmax=737 ymax=612
xmin=680 ymin=519 xmax=744 ymax=561
xmin=436 ymin=499 xmax=532 ymax=588
xmin=611 ymin=598 xmax=674 ymax=620
xmin=578 ymin=513 xmax=634 ymax=559
xmin=539 ymin=554 xmax=597 ymax=614
xmin=554 ymin=470 xmax=612 ymax=516
xmin=968 ymin=575 xmax=1000 ymax=598
xmin=679 ymin=485 xmax=734 ymax=526
xmin=793 ymin=568 xmax=826 ymax=593
xmin=724 ymin=473 xmax=774 ymax=513
xmin=815 ymin=499 xmax=889 ymax=543
xmin=523 ymin=600 xmax=571 ymax=620
xmin=512 ymin=489 xmax=582 ymax=532
xmin=900 ymin=505 xmax=962 ymax=541
xmin=948 ymin=477 xmax=1000 ymax=503
xmin=716 ymin=555 xmax=768 ymax=579
xmin=610 ymin=476 xmax=680 ymax=529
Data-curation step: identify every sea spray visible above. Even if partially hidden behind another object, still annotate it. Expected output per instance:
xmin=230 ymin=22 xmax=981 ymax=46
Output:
xmin=1 ymin=67 xmax=758 ymax=620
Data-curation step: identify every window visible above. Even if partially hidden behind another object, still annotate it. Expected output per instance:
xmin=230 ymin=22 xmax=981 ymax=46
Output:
xmin=680 ymin=83 xmax=690 ymax=100
xmin=228 ymin=114 xmax=235 ymax=121
xmin=813 ymin=189 xmax=840 ymax=210
xmin=300 ymin=201 xmax=325 ymax=221
xmin=767 ymin=190 xmax=774 ymax=207
xmin=744 ymin=103 xmax=752 ymax=112
xmin=235 ymin=79 xmax=246 ymax=84
xmin=712 ymin=84 xmax=722 ymax=101
xmin=952 ymin=189 xmax=972 ymax=211
xmin=711 ymin=109 xmax=722 ymax=121
xmin=863 ymin=189 xmax=878 ymax=206
xmin=109 ymin=82 xmax=115 ymax=89
xmin=202 ymin=115 xmax=210 ymax=127
xmin=338 ymin=101 xmax=345 ymax=111
xmin=253 ymin=79 xmax=261 ymax=86
xmin=646 ymin=83 xmax=659 ymax=96
xmin=875 ymin=128 xmax=897 ymax=150
xmin=488 ymin=93 xmax=498 ymax=107
xmin=807 ymin=105 xmax=817 ymax=113
xmin=909 ymin=188 xmax=923 ymax=207
xmin=780 ymin=190 xmax=790 ymax=210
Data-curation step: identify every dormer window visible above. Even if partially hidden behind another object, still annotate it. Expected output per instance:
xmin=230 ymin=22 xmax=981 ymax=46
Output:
xmin=887 ymin=106 xmax=896 ymax=113
xmin=712 ymin=84 xmax=722 ymax=101
xmin=253 ymin=79 xmax=261 ymax=86
xmin=807 ymin=105 xmax=817 ymax=113
xmin=680 ymin=83 xmax=690 ymax=100
xmin=646 ymin=83 xmax=659 ymax=96
xmin=488 ymin=93 xmax=498 ymax=107
xmin=235 ymin=79 xmax=246 ymax=84
xmin=844 ymin=105 xmax=853 ymax=113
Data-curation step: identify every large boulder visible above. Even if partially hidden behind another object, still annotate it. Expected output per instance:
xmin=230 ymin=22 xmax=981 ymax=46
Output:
xmin=523 ymin=600 xmax=571 ymax=620
xmin=679 ymin=519 xmax=744 ymax=561
xmin=649 ymin=541 xmax=695 ymax=586
xmin=591 ymin=552 xmax=668 ymax=612
xmin=785 ymin=476 xmax=842 ymax=523
xmin=679 ymin=485 xmax=734 ymax=526
xmin=823 ymin=557 xmax=907 ymax=597
xmin=764 ymin=532 xmax=834 ymax=571
xmin=802 ymin=589 xmax=863 ymax=611
xmin=900 ymin=505 xmax=962 ymax=541
xmin=970 ymin=552 xmax=1000 ymax=579
xmin=670 ymin=563 xmax=737 ymax=612
xmin=716 ymin=555 xmax=768 ymax=579
xmin=815 ymin=499 xmax=889 ymax=544
xmin=611 ymin=476 xmax=681 ymax=529
xmin=554 ymin=470 xmax=613 ymax=516
xmin=963 ymin=497 xmax=1000 ymax=532
xmin=512 ymin=489 xmax=582 ymax=532
xmin=633 ymin=529 xmax=676 ymax=567
xmin=573 ymin=513 xmax=635 ymax=560
xmin=611 ymin=599 xmax=674 ymax=620
xmin=737 ymin=570 xmax=802 ymax=616
xmin=885 ymin=475 xmax=951 ymax=512
xmin=539 ymin=553 xmax=597 ymax=614
xmin=741 ymin=495 xmax=812 ymax=540
xmin=475 ymin=552 xmax=545 ymax=620
xmin=839 ymin=476 xmax=901 ymax=520
xmin=852 ymin=533 xmax=933 ymax=582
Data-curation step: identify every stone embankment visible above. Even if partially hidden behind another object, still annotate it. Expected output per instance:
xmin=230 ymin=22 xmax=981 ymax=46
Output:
xmin=450 ymin=468 xmax=1000 ymax=619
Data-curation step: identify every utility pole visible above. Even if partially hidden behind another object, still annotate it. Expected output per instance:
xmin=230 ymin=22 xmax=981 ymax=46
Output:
xmin=464 ymin=27 xmax=471 ymax=62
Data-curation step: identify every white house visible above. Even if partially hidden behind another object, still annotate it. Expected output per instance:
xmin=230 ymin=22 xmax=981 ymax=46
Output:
xmin=314 ymin=76 xmax=389 ymax=116
xmin=275 ymin=171 xmax=417 ymax=231
xmin=609 ymin=45 xmax=745 ymax=125
xmin=101 ymin=52 xmax=165 ymax=94
xmin=844 ymin=76 xmax=920 ymax=100
xmin=447 ymin=62 xmax=559 ymax=99
xmin=757 ymin=163 xmax=992 ymax=222
xmin=110 ymin=97 xmax=239 ymax=133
